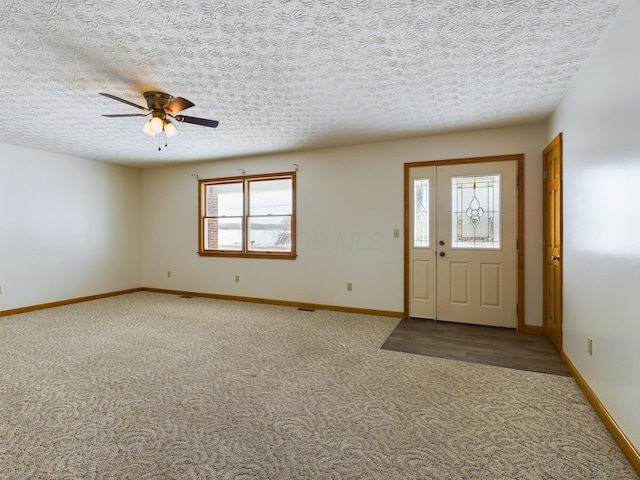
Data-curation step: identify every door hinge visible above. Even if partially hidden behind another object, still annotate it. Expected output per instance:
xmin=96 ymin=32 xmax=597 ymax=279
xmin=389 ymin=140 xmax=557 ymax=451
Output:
xmin=543 ymin=170 xmax=548 ymax=180
xmin=543 ymin=240 xmax=547 ymax=248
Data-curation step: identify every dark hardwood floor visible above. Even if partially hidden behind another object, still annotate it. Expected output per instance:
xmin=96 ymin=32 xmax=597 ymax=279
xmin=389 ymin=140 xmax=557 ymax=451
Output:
xmin=382 ymin=317 xmax=570 ymax=376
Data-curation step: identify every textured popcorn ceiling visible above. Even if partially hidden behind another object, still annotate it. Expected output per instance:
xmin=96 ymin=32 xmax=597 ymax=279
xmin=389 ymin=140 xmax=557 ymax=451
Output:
xmin=0 ymin=1 xmax=626 ymax=168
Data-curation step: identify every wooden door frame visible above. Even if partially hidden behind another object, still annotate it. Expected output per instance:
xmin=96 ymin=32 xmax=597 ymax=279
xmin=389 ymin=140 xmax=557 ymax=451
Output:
xmin=403 ymin=154 xmax=525 ymax=332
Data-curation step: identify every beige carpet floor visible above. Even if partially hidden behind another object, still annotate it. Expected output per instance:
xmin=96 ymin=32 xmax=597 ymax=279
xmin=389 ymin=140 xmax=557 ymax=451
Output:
xmin=0 ymin=292 xmax=636 ymax=479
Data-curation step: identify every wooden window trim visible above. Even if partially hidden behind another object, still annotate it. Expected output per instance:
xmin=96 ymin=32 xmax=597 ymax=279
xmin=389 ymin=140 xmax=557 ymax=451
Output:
xmin=198 ymin=171 xmax=297 ymax=260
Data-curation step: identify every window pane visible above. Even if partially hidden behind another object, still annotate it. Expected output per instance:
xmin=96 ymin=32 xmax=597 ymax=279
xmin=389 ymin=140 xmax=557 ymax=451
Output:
xmin=249 ymin=178 xmax=292 ymax=215
xmin=204 ymin=217 xmax=243 ymax=251
xmin=451 ymin=174 xmax=501 ymax=249
xmin=414 ymin=178 xmax=429 ymax=247
xmin=247 ymin=216 xmax=291 ymax=252
xmin=205 ymin=182 xmax=243 ymax=217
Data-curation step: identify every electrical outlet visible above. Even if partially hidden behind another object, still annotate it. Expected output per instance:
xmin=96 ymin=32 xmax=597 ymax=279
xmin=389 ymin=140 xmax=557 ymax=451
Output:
xmin=0 ymin=285 xmax=2 ymax=294
xmin=587 ymin=337 xmax=593 ymax=356
xmin=347 ymin=283 xmax=353 ymax=291
xmin=235 ymin=275 xmax=240 ymax=283
xmin=167 ymin=271 xmax=171 ymax=278
xmin=393 ymin=229 xmax=400 ymax=238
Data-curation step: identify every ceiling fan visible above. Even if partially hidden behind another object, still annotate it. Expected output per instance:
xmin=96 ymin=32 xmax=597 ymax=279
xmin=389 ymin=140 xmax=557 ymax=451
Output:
xmin=99 ymin=91 xmax=219 ymax=139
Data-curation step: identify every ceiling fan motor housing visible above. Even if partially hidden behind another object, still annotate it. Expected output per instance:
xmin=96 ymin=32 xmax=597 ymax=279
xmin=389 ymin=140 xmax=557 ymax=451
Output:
xmin=144 ymin=91 xmax=174 ymax=110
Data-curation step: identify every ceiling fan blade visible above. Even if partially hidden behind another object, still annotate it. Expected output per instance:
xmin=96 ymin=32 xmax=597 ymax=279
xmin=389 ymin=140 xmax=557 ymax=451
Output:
xmin=174 ymin=115 xmax=219 ymax=128
xmin=99 ymin=93 xmax=149 ymax=111
xmin=163 ymin=97 xmax=195 ymax=114
xmin=102 ymin=113 xmax=149 ymax=117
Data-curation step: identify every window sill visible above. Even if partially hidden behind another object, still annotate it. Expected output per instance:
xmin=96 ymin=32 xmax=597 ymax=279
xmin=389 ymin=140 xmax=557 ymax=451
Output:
xmin=198 ymin=251 xmax=297 ymax=260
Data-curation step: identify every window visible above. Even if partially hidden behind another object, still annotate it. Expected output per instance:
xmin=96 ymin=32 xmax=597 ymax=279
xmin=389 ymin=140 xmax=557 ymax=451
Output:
xmin=451 ymin=174 xmax=501 ymax=249
xmin=413 ymin=178 xmax=430 ymax=247
xmin=199 ymin=172 xmax=296 ymax=259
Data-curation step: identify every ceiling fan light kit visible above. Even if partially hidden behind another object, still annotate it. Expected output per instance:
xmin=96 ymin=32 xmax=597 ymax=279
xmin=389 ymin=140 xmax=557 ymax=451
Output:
xmin=163 ymin=121 xmax=179 ymax=138
xmin=147 ymin=116 xmax=164 ymax=135
xmin=142 ymin=120 xmax=155 ymax=136
xmin=100 ymin=91 xmax=218 ymax=145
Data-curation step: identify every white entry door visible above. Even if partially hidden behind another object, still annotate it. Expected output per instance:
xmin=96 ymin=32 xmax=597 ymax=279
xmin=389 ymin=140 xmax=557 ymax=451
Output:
xmin=409 ymin=160 xmax=518 ymax=328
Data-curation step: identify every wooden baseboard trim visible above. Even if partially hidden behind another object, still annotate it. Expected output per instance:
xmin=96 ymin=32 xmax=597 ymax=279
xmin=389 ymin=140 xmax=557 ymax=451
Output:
xmin=561 ymin=351 xmax=640 ymax=474
xmin=0 ymin=287 xmax=403 ymax=319
xmin=141 ymin=287 xmax=404 ymax=318
xmin=0 ymin=288 xmax=144 ymax=317
xmin=523 ymin=325 xmax=544 ymax=334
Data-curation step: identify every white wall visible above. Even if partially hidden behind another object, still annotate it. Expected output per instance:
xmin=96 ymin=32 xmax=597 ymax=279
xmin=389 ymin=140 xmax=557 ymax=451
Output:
xmin=547 ymin=0 xmax=640 ymax=448
xmin=142 ymin=124 xmax=545 ymax=323
xmin=0 ymin=144 xmax=142 ymax=311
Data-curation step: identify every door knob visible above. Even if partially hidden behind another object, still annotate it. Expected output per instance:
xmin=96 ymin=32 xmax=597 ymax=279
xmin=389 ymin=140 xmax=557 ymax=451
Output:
xmin=551 ymin=255 xmax=560 ymax=261
xmin=439 ymin=240 xmax=445 ymax=246
xmin=439 ymin=251 xmax=446 ymax=257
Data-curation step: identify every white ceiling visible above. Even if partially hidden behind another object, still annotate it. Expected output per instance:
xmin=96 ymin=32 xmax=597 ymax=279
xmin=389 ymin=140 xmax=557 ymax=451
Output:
xmin=0 ymin=1 xmax=626 ymax=168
